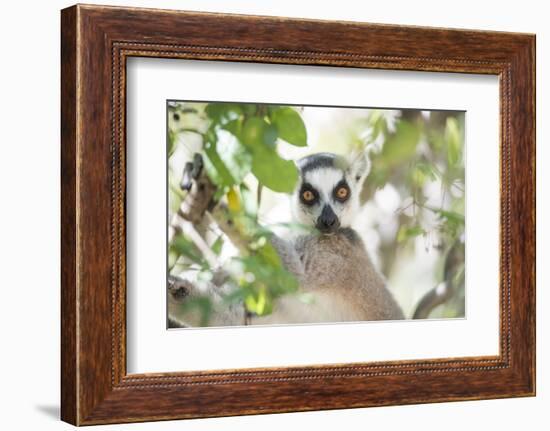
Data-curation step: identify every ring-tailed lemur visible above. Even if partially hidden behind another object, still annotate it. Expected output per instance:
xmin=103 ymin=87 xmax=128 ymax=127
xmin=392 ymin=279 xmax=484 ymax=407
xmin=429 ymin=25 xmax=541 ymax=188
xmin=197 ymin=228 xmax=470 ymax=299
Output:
xmin=169 ymin=151 xmax=404 ymax=327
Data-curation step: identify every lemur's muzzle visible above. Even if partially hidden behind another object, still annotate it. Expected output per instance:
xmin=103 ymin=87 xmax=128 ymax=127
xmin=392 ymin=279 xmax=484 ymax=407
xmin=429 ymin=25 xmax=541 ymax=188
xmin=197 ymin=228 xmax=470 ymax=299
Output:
xmin=316 ymin=205 xmax=340 ymax=233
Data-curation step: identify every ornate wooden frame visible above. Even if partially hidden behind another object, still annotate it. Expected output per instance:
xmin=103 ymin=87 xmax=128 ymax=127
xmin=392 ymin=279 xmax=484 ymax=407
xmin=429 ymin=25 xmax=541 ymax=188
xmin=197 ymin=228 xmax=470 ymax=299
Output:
xmin=61 ymin=4 xmax=536 ymax=425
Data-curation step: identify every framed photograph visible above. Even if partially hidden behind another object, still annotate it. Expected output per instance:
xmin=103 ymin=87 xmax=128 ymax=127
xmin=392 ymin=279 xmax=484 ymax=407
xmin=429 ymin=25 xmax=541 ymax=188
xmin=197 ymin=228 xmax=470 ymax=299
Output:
xmin=61 ymin=4 xmax=535 ymax=425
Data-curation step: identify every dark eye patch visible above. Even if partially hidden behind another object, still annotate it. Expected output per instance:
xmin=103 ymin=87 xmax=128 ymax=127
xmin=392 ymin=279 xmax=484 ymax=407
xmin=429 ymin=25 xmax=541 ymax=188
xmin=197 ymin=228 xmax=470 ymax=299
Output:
xmin=333 ymin=179 xmax=351 ymax=202
xmin=299 ymin=182 xmax=319 ymax=206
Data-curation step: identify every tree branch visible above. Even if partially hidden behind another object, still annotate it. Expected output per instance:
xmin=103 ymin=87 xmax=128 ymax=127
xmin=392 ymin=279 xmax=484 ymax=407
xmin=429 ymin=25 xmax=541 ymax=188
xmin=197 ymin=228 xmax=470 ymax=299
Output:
xmin=412 ymin=238 xmax=464 ymax=319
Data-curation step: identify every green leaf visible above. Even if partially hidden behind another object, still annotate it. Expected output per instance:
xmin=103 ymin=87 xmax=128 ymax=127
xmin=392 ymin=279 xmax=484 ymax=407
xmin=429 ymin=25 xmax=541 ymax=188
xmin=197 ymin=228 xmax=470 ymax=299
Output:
xmin=238 ymin=115 xmax=300 ymax=192
xmin=436 ymin=209 xmax=465 ymax=225
xmin=222 ymin=118 xmax=243 ymax=140
xmin=230 ymin=249 xmax=300 ymax=317
xmin=411 ymin=161 xmax=438 ymax=187
xmin=242 ymin=117 xmax=277 ymax=150
xmin=263 ymin=123 xmax=278 ymax=149
xmin=251 ymin=145 xmax=299 ymax=193
xmin=415 ymin=161 xmax=439 ymax=181
xmin=221 ymin=287 xmax=248 ymax=305
xmin=242 ymin=117 xmax=264 ymax=149
xmin=270 ymin=266 xmax=299 ymax=296
xmin=363 ymin=110 xmax=387 ymax=145
xmin=242 ymin=104 xmax=257 ymax=116
xmin=205 ymin=103 xmax=242 ymax=124
xmin=244 ymin=286 xmax=272 ymax=316
xmin=203 ymin=141 xmax=234 ymax=188
xmin=366 ymin=158 xmax=389 ymax=189
xmin=257 ymin=242 xmax=282 ymax=268
xmin=381 ymin=121 xmax=420 ymax=165
xmin=237 ymin=253 xmax=298 ymax=316
xmin=168 ymin=129 xmax=177 ymax=157
xmin=240 ymin=116 xmax=298 ymax=192
xmin=211 ymin=235 xmax=224 ymax=256
xmin=216 ymin=130 xmax=252 ymax=184
xmin=270 ymin=107 xmax=307 ymax=147
xmin=445 ymin=117 xmax=462 ymax=166
xmin=168 ymin=249 xmax=179 ymax=270
xmin=170 ymin=234 xmax=206 ymax=266
xmin=397 ymin=225 xmax=425 ymax=243
xmin=240 ymin=183 xmax=258 ymax=218
xmin=203 ymin=129 xmax=252 ymax=188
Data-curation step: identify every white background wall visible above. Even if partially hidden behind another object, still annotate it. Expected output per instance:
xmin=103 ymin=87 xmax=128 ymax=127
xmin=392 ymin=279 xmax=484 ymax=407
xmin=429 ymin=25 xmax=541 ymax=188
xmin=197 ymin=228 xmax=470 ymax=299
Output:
xmin=0 ymin=0 xmax=546 ymax=429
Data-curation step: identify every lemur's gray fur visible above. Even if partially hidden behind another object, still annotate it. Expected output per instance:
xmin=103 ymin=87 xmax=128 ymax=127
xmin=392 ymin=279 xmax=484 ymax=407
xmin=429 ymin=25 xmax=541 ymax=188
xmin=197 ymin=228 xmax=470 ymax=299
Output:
xmin=169 ymin=151 xmax=404 ymax=327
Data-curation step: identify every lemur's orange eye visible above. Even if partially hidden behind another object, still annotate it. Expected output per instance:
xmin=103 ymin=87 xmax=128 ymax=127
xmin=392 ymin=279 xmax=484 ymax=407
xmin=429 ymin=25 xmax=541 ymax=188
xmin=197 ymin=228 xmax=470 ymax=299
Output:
xmin=302 ymin=190 xmax=315 ymax=202
xmin=336 ymin=187 xmax=349 ymax=200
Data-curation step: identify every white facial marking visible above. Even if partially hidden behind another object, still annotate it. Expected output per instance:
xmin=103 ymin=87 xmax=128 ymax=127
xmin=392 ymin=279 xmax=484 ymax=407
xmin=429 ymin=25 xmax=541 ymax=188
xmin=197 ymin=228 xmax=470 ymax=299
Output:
xmin=292 ymin=166 xmax=362 ymax=229
xmin=304 ymin=168 xmax=343 ymax=203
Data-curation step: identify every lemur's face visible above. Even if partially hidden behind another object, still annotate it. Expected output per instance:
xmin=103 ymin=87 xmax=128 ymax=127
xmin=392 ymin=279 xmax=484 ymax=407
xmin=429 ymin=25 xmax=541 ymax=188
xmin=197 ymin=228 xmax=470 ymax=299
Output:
xmin=292 ymin=152 xmax=370 ymax=234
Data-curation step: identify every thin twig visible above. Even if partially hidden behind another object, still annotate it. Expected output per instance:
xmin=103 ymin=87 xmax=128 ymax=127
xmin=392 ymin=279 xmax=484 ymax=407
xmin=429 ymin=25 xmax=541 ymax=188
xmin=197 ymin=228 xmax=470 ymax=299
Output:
xmin=178 ymin=127 xmax=204 ymax=137
xmin=184 ymin=222 xmax=218 ymax=268
xmin=257 ymin=183 xmax=263 ymax=210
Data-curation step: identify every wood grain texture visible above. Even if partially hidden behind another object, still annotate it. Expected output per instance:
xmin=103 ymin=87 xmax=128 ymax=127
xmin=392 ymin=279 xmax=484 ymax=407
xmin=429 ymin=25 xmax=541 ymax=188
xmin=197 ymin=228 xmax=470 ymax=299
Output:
xmin=60 ymin=4 xmax=536 ymax=425
xmin=60 ymin=6 xmax=78 ymax=425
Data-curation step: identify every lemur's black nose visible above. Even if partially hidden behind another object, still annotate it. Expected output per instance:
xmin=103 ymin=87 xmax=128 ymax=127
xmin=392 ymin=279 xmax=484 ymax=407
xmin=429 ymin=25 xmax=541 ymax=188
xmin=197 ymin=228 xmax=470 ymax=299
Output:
xmin=316 ymin=205 xmax=340 ymax=233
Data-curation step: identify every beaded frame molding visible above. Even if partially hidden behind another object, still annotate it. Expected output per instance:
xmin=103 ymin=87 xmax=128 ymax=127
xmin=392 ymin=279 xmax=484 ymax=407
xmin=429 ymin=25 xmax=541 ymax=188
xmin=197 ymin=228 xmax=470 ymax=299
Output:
xmin=61 ymin=4 xmax=535 ymax=425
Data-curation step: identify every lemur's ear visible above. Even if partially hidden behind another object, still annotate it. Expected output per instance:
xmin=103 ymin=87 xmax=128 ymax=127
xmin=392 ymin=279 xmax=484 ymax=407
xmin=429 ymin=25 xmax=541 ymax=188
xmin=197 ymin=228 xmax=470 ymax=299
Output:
xmin=347 ymin=150 xmax=371 ymax=185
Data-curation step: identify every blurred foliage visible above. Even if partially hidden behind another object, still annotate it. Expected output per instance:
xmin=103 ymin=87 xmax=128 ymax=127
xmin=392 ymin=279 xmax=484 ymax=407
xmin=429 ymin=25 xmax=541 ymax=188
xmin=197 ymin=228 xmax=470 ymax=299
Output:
xmin=355 ymin=109 xmax=465 ymax=318
xmin=168 ymin=102 xmax=466 ymax=325
xmin=168 ymin=102 xmax=307 ymax=324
